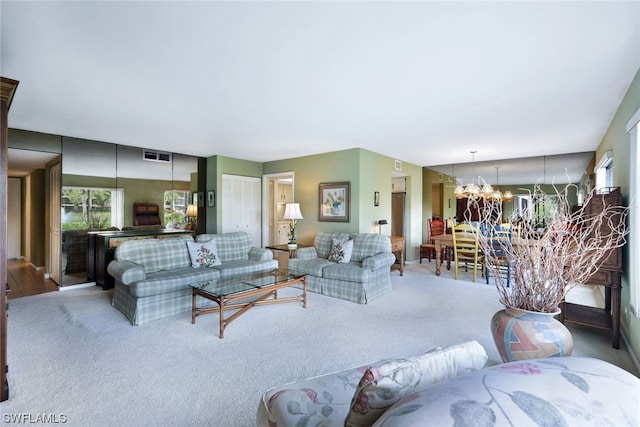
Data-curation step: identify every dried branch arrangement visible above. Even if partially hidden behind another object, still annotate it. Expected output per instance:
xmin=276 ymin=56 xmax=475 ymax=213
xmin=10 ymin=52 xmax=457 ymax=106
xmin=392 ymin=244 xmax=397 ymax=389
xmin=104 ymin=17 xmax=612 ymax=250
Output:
xmin=468 ymin=184 xmax=629 ymax=313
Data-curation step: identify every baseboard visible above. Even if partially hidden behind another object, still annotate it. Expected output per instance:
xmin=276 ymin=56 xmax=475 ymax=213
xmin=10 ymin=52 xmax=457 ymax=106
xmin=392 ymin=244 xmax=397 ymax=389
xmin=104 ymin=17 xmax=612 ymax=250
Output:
xmin=30 ymin=263 xmax=45 ymax=272
xmin=60 ymin=282 xmax=97 ymax=291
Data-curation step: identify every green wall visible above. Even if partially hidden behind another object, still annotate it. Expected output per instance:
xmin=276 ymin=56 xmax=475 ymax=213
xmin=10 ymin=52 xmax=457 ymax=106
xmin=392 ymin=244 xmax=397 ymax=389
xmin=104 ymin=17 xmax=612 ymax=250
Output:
xmin=263 ymin=148 xmax=423 ymax=260
xmin=597 ymin=66 xmax=640 ymax=363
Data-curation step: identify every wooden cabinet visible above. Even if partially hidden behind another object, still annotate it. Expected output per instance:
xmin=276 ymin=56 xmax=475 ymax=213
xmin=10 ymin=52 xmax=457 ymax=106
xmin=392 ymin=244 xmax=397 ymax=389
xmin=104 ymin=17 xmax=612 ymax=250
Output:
xmin=560 ymin=187 xmax=623 ymax=348
xmin=88 ymin=229 xmax=193 ymax=289
xmin=277 ymin=222 xmax=289 ymax=245
xmin=276 ymin=183 xmax=292 ymax=203
xmin=390 ymin=236 xmax=404 ymax=276
xmin=133 ymin=203 xmax=161 ymax=226
xmin=392 ymin=177 xmax=406 ymax=192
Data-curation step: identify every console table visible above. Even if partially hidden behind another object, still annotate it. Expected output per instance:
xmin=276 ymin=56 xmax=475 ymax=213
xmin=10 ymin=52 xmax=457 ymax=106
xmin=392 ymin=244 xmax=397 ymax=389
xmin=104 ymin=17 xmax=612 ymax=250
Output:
xmin=559 ymin=188 xmax=623 ymax=349
xmin=390 ymin=236 xmax=404 ymax=276
xmin=88 ymin=229 xmax=193 ymax=289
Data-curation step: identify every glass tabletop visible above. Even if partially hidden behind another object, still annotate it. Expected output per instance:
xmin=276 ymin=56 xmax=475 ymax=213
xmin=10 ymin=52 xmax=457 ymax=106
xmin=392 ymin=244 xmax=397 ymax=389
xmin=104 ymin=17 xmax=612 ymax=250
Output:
xmin=191 ymin=269 xmax=304 ymax=298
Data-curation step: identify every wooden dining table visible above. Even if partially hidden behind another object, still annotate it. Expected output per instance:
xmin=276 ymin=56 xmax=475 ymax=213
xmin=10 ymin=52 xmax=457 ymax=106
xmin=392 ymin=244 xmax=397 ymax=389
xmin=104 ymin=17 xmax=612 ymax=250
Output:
xmin=432 ymin=234 xmax=454 ymax=276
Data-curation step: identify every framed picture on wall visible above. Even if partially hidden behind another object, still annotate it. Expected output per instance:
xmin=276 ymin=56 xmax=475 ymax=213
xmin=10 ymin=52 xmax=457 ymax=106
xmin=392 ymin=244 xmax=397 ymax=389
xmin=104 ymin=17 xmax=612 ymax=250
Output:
xmin=374 ymin=191 xmax=380 ymax=207
xmin=207 ymin=190 xmax=215 ymax=207
xmin=197 ymin=192 xmax=204 ymax=208
xmin=319 ymin=182 xmax=350 ymax=222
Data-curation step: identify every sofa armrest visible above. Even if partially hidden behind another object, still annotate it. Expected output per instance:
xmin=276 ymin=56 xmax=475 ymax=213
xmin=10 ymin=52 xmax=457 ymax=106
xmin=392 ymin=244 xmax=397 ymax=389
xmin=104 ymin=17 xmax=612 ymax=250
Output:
xmin=294 ymin=247 xmax=318 ymax=260
xmin=249 ymin=247 xmax=274 ymax=261
xmin=107 ymin=260 xmax=146 ymax=285
xmin=258 ymin=388 xmax=319 ymax=427
xmin=362 ymin=252 xmax=396 ymax=271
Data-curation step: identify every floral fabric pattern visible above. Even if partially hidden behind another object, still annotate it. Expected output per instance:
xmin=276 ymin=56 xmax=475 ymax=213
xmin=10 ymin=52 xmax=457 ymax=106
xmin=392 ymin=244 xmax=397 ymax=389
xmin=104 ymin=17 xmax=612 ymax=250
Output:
xmin=187 ymin=240 xmax=222 ymax=268
xmin=371 ymin=357 xmax=640 ymax=427
xmin=328 ymin=238 xmax=354 ymax=264
xmin=257 ymin=341 xmax=488 ymax=427
xmin=344 ymin=341 xmax=487 ymax=427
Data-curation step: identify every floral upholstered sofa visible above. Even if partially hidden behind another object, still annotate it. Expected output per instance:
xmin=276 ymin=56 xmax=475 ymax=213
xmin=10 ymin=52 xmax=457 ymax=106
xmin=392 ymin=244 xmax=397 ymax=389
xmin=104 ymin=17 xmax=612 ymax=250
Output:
xmin=257 ymin=341 xmax=640 ymax=427
xmin=108 ymin=232 xmax=277 ymax=325
xmin=288 ymin=232 xmax=396 ymax=303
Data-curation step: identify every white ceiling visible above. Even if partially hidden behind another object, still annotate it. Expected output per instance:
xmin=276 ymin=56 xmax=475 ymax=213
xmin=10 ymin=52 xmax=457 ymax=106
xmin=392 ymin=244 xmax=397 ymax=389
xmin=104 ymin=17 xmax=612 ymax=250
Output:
xmin=2 ymin=1 xmax=639 ymax=182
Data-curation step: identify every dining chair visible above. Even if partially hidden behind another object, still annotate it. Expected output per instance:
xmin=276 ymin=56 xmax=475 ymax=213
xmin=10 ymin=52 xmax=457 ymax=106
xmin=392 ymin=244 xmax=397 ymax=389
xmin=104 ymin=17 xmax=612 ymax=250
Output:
xmin=420 ymin=218 xmax=446 ymax=263
xmin=451 ymin=222 xmax=484 ymax=282
xmin=484 ymin=223 xmax=512 ymax=286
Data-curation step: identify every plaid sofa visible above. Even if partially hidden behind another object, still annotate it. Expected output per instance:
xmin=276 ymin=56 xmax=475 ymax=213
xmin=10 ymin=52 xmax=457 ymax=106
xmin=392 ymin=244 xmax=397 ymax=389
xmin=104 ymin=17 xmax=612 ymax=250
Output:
xmin=288 ymin=232 xmax=396 ymax=303
xmin=108 ymin=232 xmax=277 ymax=325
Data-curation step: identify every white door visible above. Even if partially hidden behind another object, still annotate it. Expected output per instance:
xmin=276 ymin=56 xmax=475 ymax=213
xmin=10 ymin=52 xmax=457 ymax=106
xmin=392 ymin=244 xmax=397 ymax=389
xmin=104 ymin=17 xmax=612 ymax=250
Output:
xmin=7 ymin=178 xmax=21 ymax=259
xmin=221 ymin=174 xmax=261 ymax=246
xmin=50 ymin=162 xmax=61 ymax=284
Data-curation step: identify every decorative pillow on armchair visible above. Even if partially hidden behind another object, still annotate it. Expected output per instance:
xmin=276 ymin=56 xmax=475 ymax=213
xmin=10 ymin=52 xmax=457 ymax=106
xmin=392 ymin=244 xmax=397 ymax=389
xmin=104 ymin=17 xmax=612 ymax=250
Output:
xmin=328 ymin=238 xmax=354 ymax=263
xmin=344 ymin=340 xmax=488 ymax=427
xmin=187 ymin=240 xmax=222 ymax=268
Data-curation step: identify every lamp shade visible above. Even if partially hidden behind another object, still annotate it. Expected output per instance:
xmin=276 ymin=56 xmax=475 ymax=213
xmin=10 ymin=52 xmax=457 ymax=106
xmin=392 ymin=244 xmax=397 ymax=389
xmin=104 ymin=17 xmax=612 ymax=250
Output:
xmin=378 ymin=219 xmax=388 ymax=225
xmin=186 ymin=204 xmax=198 ymax=217
xmin=283 ymin=203 xmax=303 ymax=220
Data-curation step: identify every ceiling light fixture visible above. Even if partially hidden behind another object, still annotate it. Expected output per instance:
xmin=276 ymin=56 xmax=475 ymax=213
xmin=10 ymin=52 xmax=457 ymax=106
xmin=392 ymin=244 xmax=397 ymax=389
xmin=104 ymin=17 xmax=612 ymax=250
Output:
xmin=492 ymin=167 xmax=513 ymax=202
xmin=455 ymin=151 xmax=489 ymax=199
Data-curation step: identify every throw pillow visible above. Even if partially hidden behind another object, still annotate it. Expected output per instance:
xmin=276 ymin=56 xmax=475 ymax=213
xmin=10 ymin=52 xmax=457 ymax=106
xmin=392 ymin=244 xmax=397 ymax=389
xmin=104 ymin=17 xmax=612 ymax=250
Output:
xmin=327 ymin=238 xmax=354 ymax=263
xmin=187 ymin=239 xmax=222 ymax=268
xmin=344 ymin=340 xmax=488 ymax=427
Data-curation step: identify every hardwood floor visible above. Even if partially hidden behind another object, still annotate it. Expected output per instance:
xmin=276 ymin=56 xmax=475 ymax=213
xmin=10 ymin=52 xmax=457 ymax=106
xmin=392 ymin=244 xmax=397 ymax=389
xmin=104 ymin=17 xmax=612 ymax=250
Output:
xmin=7 ymin=259 xmax=59 ymax=300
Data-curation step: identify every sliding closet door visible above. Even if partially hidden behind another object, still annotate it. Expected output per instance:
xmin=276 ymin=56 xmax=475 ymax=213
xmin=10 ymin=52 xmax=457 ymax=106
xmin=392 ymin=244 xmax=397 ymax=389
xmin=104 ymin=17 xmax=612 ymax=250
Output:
xmin=221 ymin=174 xmax=261 ymax=246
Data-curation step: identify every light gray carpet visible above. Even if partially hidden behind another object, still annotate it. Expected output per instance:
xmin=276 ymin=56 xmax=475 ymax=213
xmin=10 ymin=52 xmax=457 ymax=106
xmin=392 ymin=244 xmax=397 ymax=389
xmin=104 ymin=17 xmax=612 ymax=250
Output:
xmin=2 ymin=262 xmax=638 ymax=427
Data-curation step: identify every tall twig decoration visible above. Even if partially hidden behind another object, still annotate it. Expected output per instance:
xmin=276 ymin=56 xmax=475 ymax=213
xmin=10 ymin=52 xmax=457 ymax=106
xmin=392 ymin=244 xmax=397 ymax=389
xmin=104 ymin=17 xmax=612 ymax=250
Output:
xmin=469 ymin=184 xmax=629 ymax=313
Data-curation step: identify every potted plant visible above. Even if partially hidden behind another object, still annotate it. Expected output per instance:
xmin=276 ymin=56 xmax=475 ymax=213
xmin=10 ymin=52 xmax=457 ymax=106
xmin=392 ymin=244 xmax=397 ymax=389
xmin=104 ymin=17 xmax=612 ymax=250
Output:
xmin=469 ymin=183 xmax=629 ymax=362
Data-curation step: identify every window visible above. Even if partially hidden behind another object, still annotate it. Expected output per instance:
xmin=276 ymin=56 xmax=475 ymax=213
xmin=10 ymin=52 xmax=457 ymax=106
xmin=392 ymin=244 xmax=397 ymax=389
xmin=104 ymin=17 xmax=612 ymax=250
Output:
xmin=513 ymin=194 xmax=563 ymax=228
xmin=595 ymin=150 xmax=613 ymax=193
xmin=62 ymin=187 xmax=123 ymax=230
xmin=164 ymin=190 xmax=191 ymax=225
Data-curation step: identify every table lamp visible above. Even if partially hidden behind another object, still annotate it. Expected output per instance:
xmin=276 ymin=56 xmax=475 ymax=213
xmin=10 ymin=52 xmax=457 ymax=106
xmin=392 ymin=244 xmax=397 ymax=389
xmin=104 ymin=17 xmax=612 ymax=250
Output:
xmin=283 ymin=203 xmax=303 ymax=249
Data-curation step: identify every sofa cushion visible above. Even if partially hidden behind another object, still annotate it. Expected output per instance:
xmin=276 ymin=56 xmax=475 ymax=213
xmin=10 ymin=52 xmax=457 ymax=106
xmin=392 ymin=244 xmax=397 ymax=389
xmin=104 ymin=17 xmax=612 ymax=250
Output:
xmin=128 ymin=266 xmax=220 ymax=297
xmin=187 ymin=239 xmax=222 ymax=268
xmin=114 ymin=236 xmax=193 ymax=273
xmin=372 ymin=357 xmax=640 ymax=427
xmin=350 ymin=234 xmax=392 ymax=263
xmin=344 ymin=340 xmax=488 ymax=427
xmin=321 ymin=263 xmax=371 ymax=283
xmin=196 ymin=232 xmax=252 ymax=262
xmin=313 ymin=232 xmax=353 ymax=259
xmin=328 ymin=238 xmax=354 ymax=263
xmin=288 ymin=258 xmax=334 ymax=277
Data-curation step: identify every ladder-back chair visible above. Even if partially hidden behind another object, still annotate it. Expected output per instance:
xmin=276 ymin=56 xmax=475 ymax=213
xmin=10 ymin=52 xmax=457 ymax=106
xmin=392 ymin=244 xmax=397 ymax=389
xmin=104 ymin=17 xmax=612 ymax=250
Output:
xmin=451 ymin=222 xmax=484 ymax=282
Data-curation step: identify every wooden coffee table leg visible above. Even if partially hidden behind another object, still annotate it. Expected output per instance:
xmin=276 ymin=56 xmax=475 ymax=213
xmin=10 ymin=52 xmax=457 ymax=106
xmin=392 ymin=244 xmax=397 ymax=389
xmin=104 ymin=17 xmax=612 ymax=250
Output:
xmin=191 ymin=289 xmax=196 ymax=324
xmin=219 ymin=297 xmax=225 ymax=339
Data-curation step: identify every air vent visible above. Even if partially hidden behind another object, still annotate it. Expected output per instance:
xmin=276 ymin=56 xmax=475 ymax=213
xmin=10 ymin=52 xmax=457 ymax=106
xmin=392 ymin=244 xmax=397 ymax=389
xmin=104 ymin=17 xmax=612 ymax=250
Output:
xmin=142 ymin=149 xmax=172 ymax=163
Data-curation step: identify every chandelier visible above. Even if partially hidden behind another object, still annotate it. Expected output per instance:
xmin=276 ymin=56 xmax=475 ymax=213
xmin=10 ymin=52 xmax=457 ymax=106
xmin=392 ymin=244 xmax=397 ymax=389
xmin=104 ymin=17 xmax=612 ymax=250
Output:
xmin=454 ymin=152 xmax=512 ymax=201
xmin=491 ymin=167 xmax=513 ymax=202
xmin=455 ymin=151 xmax=484 ymax=199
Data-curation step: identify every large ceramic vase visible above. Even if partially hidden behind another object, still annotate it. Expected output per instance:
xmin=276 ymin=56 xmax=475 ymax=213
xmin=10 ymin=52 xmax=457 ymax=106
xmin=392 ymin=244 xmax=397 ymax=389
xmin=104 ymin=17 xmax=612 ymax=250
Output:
xmin=490 ymin=306 xmax=573 ymax=362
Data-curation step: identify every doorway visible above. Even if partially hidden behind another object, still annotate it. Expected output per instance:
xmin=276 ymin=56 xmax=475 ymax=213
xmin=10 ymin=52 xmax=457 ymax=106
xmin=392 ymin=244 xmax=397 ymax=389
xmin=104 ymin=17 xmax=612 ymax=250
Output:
xmin=391 ymin=192 xmax=405 ymax=238
xmin=262 ymin=172 xmax=294 ymax=247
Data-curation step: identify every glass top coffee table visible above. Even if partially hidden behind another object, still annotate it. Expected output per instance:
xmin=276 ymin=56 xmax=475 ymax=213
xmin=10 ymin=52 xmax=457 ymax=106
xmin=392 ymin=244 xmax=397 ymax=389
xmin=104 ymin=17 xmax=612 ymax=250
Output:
xmin=191 ymin=270 xmax=306 ymax=338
